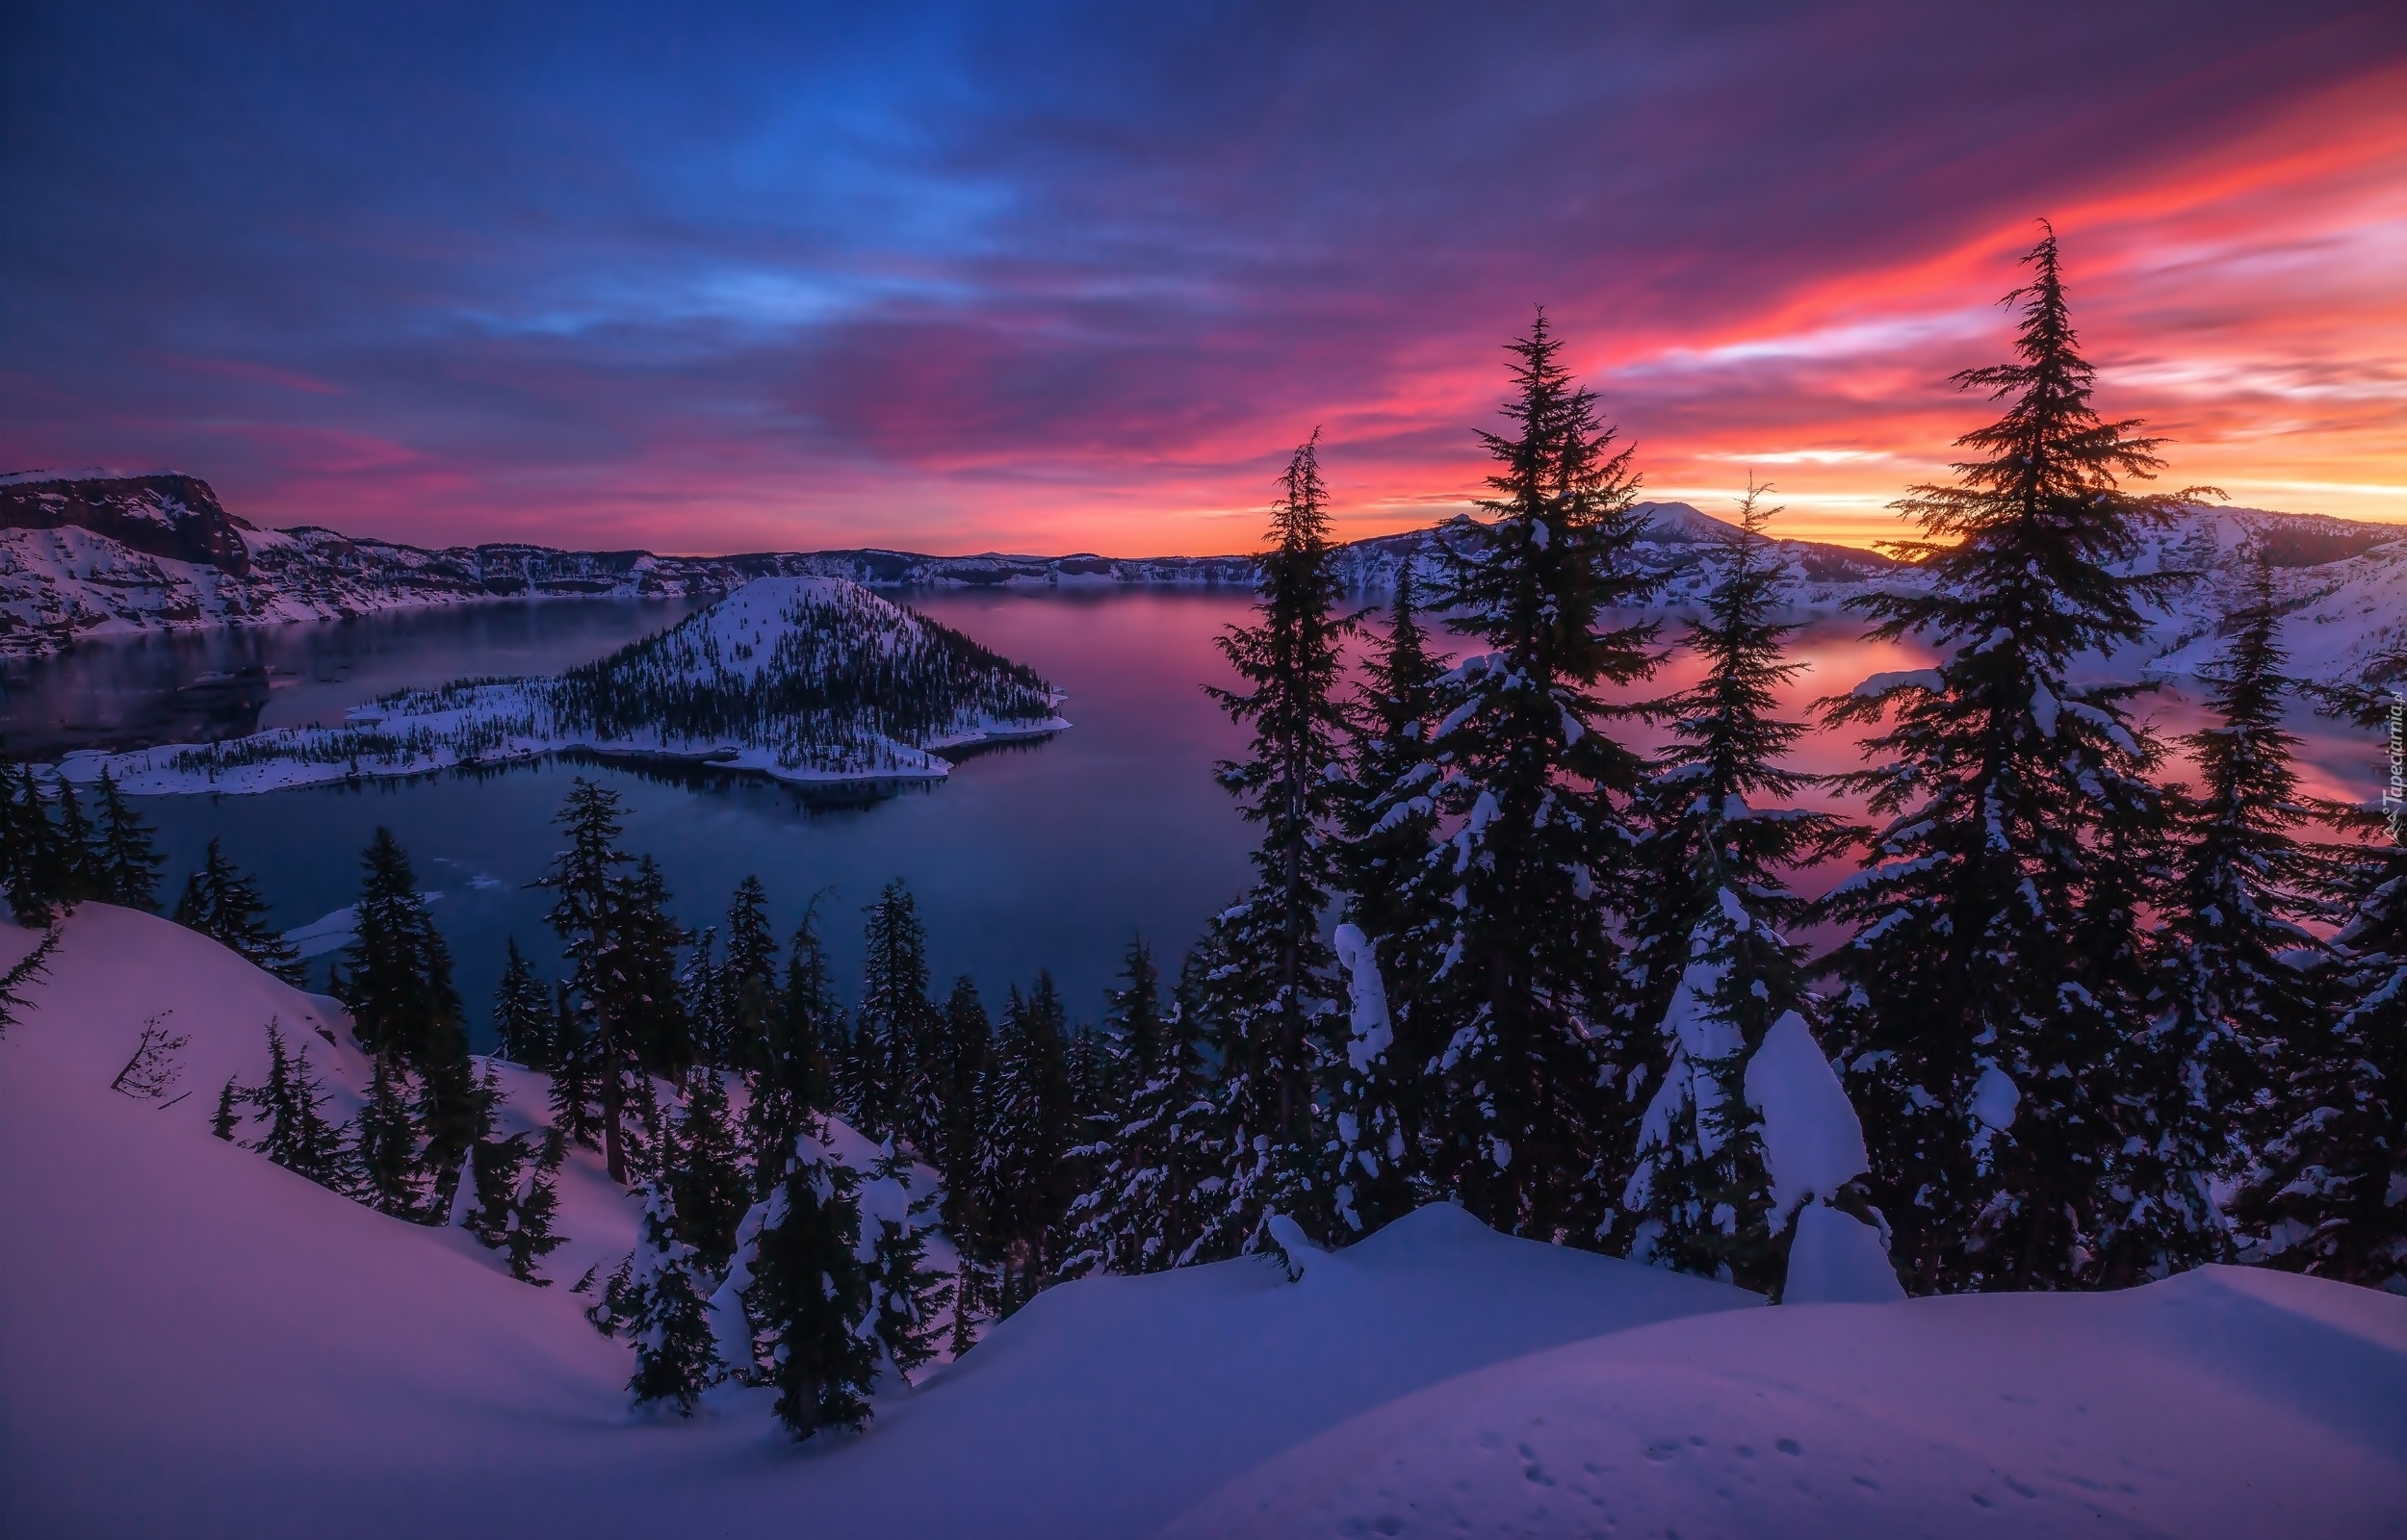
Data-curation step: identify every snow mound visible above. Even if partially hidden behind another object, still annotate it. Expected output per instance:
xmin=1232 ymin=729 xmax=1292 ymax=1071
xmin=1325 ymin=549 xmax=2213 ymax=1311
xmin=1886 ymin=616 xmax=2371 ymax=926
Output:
xmin=1164 ymin=1265 xmax=2407 ymax=1540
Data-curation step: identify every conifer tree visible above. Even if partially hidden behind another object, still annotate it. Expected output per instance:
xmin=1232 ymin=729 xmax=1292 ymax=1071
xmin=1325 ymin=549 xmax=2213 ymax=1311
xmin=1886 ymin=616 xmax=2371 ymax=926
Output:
xmin=459 ymin=1126 xmax=532 ymax=1251
xmin=719 ymin=876 xmax=780 ymax=1072
xmin=668 ymin=1067 xmax=751 ymax=1270
xmin=47 ymin=776 xmax=103 ymax=906
xmin=935 ymin=975 xmax=992 ymax=1238
xmin=977 ymin=972 xmax=1075 ymax=1309
xmin=547 ymin=981 xmax=605 ymax=1151
xmin=682 ymin=923 xmax=723 ymax=1065
xmin=90 ymin=769 xmax=163 ymax=911
xmin=338 ymin=829 xmax=479 ymax=1183
xmin=1324 ymin=562 xmax=1451 ymax=1240
xmin=860 ymin=1142 xmax=949 ymax=1385
xmin=612 ymin=855 xmax=694 ymax=1080
xmin=1616 ymin=488 xmax=1855 ymax=1290
xmin=354 ymin=1053 xmax=425 ymax=1217
xmin=1412 ymin=311 xmax=1661 ymax=1244
xmin=1821 ymin=227 xmax=2206 ymax=1293
xmin=2123 ymin=557 xmax=2326 ymax=1282
xmin=170 ymin=838 xmax=307 ymax=985
xmin=210 ymin=1075 xmax=246 ymax=1142
xmin=254 ymin=1020 xmax=349 ymax=1190
xmin=749 ymin=910 xmax=845 ymax=1186
xmin=624 ymin=1182 xmax=725 ymax=1415
xmin=855 ymin=880 xmax=941 ymax=1152
xmin=2233 ymin=673 xmax=2407 ymax=1288
xmin=538 ymin=779 xmax=649 ymax=1183
xmin=1067 ymin=947 xmax=1223 ymax=1274
xmin=491 ymin=937 xmax=553 ymax=1068
xmin=1197 ymin=430 xmax=1353 ymax=1245
xmin=744 ymin=1120 xmax=877 ymax=1439
xmin=505 ymin=1129 xmax=568 ymax=1284
xmin=2 ymin=765 xmax=71 ymax=924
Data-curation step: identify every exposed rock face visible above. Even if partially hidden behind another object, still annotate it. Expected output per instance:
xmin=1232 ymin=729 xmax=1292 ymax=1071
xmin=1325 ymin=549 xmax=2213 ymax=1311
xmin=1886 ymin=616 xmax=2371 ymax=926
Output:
xmin=0 ymin=473 xmax=255 ymax=575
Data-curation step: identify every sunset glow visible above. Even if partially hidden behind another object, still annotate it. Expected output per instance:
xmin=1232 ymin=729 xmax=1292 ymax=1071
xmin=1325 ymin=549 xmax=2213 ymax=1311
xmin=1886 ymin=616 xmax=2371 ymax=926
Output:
xmin=4 ymin=5 xmax=2402 ymax=553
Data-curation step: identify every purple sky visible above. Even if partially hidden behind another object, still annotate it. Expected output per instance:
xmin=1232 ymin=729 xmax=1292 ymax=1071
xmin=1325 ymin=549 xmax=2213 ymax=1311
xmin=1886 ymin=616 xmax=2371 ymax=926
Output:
xmin=4 ymin=2 xmax=2402 ymax=553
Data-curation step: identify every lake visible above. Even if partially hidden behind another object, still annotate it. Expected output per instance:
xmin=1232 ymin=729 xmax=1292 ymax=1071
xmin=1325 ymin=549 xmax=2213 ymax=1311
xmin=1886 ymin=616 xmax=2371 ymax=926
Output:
xmin=1 ymin=592 xmax=2392 ymax=1041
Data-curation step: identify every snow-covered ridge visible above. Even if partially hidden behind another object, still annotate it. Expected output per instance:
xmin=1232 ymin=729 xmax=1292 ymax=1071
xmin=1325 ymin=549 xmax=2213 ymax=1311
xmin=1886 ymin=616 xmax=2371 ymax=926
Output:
xmin=4 ymin=906 xmax=2401 ymax=1539
xmin=57 ymin=577 xmax=1071 ymax=795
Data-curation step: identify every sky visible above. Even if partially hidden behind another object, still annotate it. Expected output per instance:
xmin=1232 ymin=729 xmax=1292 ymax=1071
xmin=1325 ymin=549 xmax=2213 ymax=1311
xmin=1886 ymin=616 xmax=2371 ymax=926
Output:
xmin=3 ymin=2 xmax=2403 ymax=556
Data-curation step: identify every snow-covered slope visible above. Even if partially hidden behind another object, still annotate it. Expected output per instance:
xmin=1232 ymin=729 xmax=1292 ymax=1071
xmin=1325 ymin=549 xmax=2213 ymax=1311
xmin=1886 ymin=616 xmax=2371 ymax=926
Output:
xmin=5 ymin=907 xmax=2402 ymax=1539
xmin=54 ymin=576 xmax=1070 ymax=794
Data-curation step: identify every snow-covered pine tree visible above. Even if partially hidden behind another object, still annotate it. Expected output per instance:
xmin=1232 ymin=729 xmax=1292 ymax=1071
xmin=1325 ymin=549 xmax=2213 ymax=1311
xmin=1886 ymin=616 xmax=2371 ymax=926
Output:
xmin=1067 ymin=945 xmax=1226 ymax=1273
xmin=353 ymin=1052 xmax=425 ymax=1217
xmin=547 ymin=981 xmax=606 ymax=1152
xmin=858 ymin=1141 xmax=949 ymax=1386
xmin=505 ymin=1128 xmax=568 ymax=1284
xmin=610 ymin=855 xmax=694 ymax=1090
xmin=1325 ymin=561 xmax=1449 ymax=1240
xmin=2233 ymin=671 xmax=2407 ymax=1289
xmin=977 ymin=973 xmax=1075 ymax=1310
xmin=681 ymin=923 xmax=722 ymax=1066
xmin=744 ymin=1119 xmax=877 ymax=1438
xmin=2121 ymin=555 xmax=2328 ymax=1282
xmin=254 ymin=1019 xmax=350 ymax=1190
xmin=934 ymin=975 xmax=991 ymax=1240
xmin=718 ymin=876 xmax=780 ymax=1073
xmin=539 ymin=778 xmax=636 ymax=1181
xmin=1616 ymin=487 xmax=1856 ymax=1291
xmin=338 ymin=828 xmax=479 ymax=1186
xmin=855 ymin=879 xmax=942 ymax=1153
xmin=748 ymin=910 xmax=845 ymax=1189
xmin=491 ymin=937 xmax=553 ymax=1068
xmin=1412 ymin=311 xmax=1660 ymax=1245
xmin=170 ymin=838 xmax=307 ymax=985
xmin=90 ymin=769 xmax=163 ymax=911
xmin=0 ymin=764 xmax=72 ymax=924
xmin=623 ymin=1181 xmax=725 ymax=1416
xmin=1196 ymin=430 xmax=1352 ymax=1247
xmin=460 ymin=1127 xmax=532 ymax=1253
xmin=1820 ymin=227 xmax=2204 ymax=1293
xmin=47 ymin=776 xmax=104 ymax=906
xmin=669 ymin=1067 xmax=751 ymax=1270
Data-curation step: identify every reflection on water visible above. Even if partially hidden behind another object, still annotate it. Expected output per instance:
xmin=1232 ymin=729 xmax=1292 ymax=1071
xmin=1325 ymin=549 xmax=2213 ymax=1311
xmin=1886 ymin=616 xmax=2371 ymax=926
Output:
xmin=1 ymin=590 xmax=2390 ymax=1042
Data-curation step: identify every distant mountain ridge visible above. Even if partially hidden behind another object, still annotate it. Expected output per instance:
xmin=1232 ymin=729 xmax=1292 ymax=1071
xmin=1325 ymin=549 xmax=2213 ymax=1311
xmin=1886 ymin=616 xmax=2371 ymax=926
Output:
xmin=7 ymin=469 xmax=2405 ymax=678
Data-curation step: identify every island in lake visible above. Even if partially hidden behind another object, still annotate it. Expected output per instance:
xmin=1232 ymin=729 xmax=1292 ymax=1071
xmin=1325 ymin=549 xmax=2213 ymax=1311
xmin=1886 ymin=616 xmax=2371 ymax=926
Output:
xmin=58 ymin=577 xmax=1070 ymax=795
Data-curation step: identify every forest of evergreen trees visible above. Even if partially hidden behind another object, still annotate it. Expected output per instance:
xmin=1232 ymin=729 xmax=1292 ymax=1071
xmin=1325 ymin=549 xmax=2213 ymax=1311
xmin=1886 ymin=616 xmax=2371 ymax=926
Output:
xmin=2 ymin=230 xmax=2399 ymax=1443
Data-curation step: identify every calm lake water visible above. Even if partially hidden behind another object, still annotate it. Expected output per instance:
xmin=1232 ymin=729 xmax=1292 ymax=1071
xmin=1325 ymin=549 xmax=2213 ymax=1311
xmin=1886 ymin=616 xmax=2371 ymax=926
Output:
xmin=1 ymin=592 xmax=2391 ymax=1042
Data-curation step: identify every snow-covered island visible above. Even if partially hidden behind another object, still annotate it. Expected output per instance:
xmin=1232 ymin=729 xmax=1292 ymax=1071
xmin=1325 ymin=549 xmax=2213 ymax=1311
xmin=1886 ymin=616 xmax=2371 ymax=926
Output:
xmin=55 ymin=577 xmax=1071 ymax=794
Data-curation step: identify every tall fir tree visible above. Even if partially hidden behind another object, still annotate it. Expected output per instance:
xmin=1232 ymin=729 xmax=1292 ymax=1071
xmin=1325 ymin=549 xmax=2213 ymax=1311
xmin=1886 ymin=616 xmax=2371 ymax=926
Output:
xmin=741 ymin=1119 xmax=878 ymax=1439
xmin=353 ymin=1053 xmax=426 ymax=1218
xmin=2233 ymin=669 xmax=2407 ymax=1289
xmin=749 ymin=910 xmax=845 ymax=1189
xmin=547 ymin=981 xmax=606 ymax=1152
xmin=170 ymin=838 xmax=307 ymax=985
xmin=47 ymin=776 xmax=103 ymax=906
xmin=253 ymin=1020 xmax=350 ymax=1190
xmin=855 ymin=880 xmax=942 ymax=1153
xmin=977 ymin=972 xmax=1075 ymax=1310
xmin=1325 ymin=561 xmax=1450 ymax=1240
xmin=337 ymin=828 xmax=479 ymax=1185
xmin=2125 ymin=556 xmax=2328 ymax=1282
xmin=719 ymin=876 xmax=780 ymax=1072
xmin=623 ymin=1181 xmax=725 ymax=1415
xmin=1066 ymin=946 xmax=1224 ymax=1274
xmin=667 ymin=1067 xmax=751 ymax=1270
xmin=1616 ymin=488 xmax=1857 ymax=1291
xmin=935 ymin=975 xmax=992 ymax=1243
xmin=860 ymin=1142 xmax=950 ymax=1386
xmin=1197 ymin=430 xmax=1353 ymax=1246
xmin=1412 ymin=311 xmax=1660 ymax=1245
xmin=2 ymin=765 xmax=72 ymax=924
xmin=89 ymin=769 xmax=164 ymax=911
xmin=505 ymin=1129 xmax=568 ymax=1284
xmin=1820 ymin=227 xmax=2205 ymax=1293
xmin=491 ymin=937 xmax=554 ymax=1068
